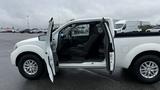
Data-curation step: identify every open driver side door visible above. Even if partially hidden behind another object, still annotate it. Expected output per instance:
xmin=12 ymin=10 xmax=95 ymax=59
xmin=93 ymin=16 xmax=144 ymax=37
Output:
xmin=46 ymin=18 xmax=57 ymax=82
xmin=101 ymin=18 xmax=115 ymax=73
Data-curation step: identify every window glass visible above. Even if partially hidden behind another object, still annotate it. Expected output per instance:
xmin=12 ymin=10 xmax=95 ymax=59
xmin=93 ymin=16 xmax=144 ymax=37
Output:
xmin=60 ymin=24 xmax=73 ymax=35
xmin=72 ymin=24 xmax=89 ymax=36
xmin=115 ymin=24 xmax=124 ymax=29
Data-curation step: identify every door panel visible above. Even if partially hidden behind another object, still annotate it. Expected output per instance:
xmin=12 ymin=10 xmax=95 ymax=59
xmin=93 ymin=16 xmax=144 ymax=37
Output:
xmin=101 ymin=18 xmax=115 ymax=73
xmin=46 ymin=18 xmax=56 ymax=82
xmin=46 ymin=46 xmax=55 ymax=82
xmin=104 ymin=22 xmax=115 ymax=72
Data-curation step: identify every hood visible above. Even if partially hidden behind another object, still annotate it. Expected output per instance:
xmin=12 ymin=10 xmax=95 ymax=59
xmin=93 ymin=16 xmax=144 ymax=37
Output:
xmin=14 ymin=37 xmax=46 ymax=51
xmin=16 ymin=37 xmax=39 ymax=47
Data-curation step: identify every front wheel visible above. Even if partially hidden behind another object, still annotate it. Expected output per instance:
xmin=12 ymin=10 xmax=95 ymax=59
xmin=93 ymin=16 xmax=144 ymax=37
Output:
xmin=17 ymin=54 xmax=45 ymax=80
xmin=131 ymin=55 xmax=160 ymax=83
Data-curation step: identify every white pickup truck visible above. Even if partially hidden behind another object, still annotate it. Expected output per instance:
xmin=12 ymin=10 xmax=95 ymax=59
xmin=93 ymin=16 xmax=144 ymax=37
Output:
xmin=11 ymin=17 xmax=160 ymax=83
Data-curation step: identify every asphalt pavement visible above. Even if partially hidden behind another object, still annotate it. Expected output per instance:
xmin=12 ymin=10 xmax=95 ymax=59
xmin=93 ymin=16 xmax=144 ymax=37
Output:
xmin=0 ymin=33 xmax=159 ymax=90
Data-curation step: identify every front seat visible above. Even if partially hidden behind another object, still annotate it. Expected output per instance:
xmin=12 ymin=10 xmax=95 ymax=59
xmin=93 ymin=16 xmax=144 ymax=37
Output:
xmin=66 ymin=23 xmax=104 ymax=59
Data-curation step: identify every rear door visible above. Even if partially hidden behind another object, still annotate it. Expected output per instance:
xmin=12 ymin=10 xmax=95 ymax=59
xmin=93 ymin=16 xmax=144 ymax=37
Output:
xmin=101 ymin=18 xmax=115 ymax=73
xmin=46 ymin=18 xmax=56 ymax=82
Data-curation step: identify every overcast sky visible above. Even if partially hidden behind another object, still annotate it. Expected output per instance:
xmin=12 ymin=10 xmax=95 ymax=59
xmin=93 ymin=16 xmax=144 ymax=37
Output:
xmin=0 ymin=0 xmax=160 ymax=28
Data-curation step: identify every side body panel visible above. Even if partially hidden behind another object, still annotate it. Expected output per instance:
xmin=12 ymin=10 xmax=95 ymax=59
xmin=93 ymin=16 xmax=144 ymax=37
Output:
xmin=115 ymin=36 xmax=160 ymax=68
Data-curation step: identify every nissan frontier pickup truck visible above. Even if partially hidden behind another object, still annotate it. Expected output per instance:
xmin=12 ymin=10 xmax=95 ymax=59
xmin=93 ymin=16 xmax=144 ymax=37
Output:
xmin=11 ymin=17 xmax=160 ymax=83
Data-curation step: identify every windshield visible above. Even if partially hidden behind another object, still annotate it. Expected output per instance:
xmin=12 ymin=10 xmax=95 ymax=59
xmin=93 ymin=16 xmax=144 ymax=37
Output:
xmin=115 ymin=24 xmax=124 ymax=29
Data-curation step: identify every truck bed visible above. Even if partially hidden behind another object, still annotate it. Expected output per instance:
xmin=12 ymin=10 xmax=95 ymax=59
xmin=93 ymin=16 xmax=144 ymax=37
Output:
xmin=114 ymin=32 xmax=160 ymax=68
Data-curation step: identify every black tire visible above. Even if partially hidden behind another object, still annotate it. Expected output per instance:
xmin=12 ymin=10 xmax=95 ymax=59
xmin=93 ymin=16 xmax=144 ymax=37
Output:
xmin=131 ymin=55 xmax=160 ymax=83
xmin=17 ymin=54 xmax=45 ymax=80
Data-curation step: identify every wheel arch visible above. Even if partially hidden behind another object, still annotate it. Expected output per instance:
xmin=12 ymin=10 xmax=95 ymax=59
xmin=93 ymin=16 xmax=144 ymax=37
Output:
xmin=129 ymin=50 xmax=160 ymax=69
xmin=121 ymin=43 xmax=160 ymax=69
xmin=15 ymin=51 xmax=46 ymax=67
xmin=11 ymin=44 xmax=47 ymax=66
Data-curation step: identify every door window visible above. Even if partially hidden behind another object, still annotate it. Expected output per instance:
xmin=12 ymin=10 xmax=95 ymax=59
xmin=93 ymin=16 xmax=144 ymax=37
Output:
xmin=71 ymin=24 xmax=89 ymax=37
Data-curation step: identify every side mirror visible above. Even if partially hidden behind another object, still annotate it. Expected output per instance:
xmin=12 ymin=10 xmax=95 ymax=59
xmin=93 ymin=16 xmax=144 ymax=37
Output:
xmin=38 ymin=34 xmax=47 ymax=41
xmin=122 ymin=24 xmax=126 ymax=30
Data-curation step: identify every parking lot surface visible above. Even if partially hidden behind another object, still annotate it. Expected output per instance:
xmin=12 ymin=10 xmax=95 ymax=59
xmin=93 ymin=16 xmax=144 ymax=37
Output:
xmin=0 ymin=33 xmax=160 ymax=90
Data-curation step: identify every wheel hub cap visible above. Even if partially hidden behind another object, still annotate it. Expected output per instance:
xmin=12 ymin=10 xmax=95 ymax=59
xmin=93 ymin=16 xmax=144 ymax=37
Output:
xmin=140 ymin=61 xmax=159 ymax=79
xmin=23 ymin=59 xmax=38 ymax=75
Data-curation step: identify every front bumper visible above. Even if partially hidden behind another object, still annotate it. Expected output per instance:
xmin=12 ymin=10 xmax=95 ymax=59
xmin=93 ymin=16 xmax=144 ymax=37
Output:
xmin=10 ymin=50 xmax=18 ymax=66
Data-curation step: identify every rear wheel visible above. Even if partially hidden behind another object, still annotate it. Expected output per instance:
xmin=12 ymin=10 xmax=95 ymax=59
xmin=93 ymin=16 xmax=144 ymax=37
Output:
xmin=131 ymin=55 xmax=160 ymax=83
xmin=18 ymin=54 xmax=45 ymax=80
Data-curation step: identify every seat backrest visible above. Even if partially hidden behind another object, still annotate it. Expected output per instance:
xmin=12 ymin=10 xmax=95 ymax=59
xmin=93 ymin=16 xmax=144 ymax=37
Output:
xmin=83 ymin=23 xmax=99 ymax=51
xmin=84 ymin=23 xmax=105 ymax=58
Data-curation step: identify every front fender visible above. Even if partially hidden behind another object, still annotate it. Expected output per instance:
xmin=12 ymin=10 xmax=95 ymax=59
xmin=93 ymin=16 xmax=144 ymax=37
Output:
xmin=11 ymin=45 xmax=46 ymax=65
xmin=10 ymin=44 xmax=56 ymax=76
xmin=123 ymin=43 xmax=160 ymax=68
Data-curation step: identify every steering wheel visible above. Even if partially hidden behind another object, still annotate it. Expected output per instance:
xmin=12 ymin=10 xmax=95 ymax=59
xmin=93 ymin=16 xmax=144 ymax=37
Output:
xmin=59 ymin=31 xmax=72 ymax=45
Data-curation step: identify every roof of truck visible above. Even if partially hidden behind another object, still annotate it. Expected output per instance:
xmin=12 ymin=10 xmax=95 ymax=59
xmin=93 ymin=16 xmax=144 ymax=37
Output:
xmin=115 ymin=20 xmax=126 ymax=24
xmin=69 ymin=17 xmax=112 ymax=23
